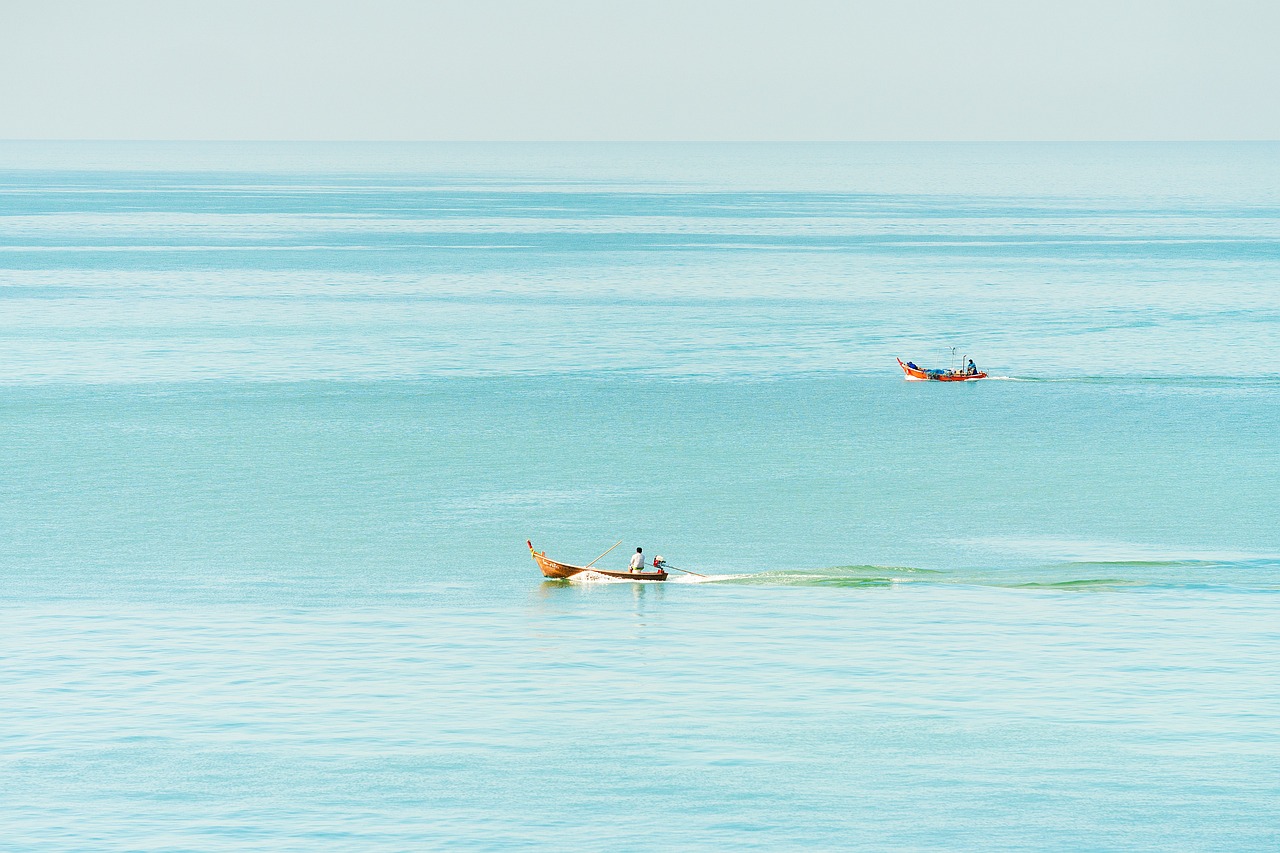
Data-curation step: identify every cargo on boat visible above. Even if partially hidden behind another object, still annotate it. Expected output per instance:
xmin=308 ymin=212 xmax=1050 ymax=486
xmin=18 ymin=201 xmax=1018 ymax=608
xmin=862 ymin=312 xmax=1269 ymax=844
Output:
xmin=897 ymin=358 xmax=987 ymax=381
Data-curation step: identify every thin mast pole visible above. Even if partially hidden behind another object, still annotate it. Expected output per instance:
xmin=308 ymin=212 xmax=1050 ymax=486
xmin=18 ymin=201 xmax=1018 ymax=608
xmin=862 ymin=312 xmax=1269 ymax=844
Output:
xmin=584 ymin=540 xmax=623 ymax=569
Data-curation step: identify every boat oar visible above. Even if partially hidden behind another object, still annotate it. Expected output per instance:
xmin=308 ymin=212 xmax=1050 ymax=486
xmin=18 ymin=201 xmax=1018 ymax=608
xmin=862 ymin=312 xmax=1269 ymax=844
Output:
xmin=584 ymin=540 xmax=623 ymax=569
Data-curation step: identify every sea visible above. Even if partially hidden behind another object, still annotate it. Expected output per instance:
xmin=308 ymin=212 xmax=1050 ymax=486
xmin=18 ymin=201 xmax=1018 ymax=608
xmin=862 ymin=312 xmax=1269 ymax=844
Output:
xmin=2 ymin=142 xmax=1278 ymax=851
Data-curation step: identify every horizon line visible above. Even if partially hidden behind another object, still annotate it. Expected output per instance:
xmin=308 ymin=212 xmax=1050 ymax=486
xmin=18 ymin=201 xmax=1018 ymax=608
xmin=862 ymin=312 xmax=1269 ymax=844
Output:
xmin=3 ymin=138 xmax=1279 ymax=145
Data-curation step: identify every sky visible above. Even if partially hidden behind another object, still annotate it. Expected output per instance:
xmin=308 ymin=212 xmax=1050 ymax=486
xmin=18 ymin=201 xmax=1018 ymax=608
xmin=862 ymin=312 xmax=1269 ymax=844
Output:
xmin=1 ymin=0 xmax=1277 ymax=141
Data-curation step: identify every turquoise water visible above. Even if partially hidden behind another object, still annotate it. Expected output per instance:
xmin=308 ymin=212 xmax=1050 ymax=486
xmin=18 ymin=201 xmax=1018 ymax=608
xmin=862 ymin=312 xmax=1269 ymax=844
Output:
xmin=2 ymin=143 xmax=1279 ymax=850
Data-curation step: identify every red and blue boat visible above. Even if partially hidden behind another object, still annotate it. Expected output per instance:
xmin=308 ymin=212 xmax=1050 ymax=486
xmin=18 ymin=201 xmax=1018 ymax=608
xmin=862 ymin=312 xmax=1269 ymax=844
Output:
xmin=897 ymin=357 xmax=987 ymax=381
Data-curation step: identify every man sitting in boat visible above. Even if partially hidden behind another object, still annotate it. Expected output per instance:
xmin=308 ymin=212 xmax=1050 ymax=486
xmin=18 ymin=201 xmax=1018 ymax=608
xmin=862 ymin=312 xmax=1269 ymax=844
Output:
xmin=630 ymin=547 xmax=645 ymax=573
xmin=966 ymin=359 xmax=978 ymax=375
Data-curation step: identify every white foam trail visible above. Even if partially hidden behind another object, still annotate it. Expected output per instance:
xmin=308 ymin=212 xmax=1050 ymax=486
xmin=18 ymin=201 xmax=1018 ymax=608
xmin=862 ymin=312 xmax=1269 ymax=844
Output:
xmin=667 ymin=573 xmax=749 ymax=583
xmin=568 ymin=570 xmax=626 ymax=584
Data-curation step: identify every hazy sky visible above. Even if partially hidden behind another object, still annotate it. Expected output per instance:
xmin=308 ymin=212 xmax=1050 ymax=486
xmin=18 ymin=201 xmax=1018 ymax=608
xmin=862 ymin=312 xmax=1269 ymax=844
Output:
xmin=2 ymin=0 xmax=1277 ymax=140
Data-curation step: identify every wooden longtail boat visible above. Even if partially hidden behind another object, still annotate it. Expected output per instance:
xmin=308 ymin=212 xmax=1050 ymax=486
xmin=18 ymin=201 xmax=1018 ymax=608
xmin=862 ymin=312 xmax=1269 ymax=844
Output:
xmin=897 ymin=358 xmax=987 ymax=382
xmin=528 ymin=540 xmax=669 ymax=581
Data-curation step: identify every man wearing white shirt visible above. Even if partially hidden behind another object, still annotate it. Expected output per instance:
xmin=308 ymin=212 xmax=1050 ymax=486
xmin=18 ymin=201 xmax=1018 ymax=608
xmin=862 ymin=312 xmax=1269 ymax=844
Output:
xmin=629 ymin=547 xmax=645 ymax=572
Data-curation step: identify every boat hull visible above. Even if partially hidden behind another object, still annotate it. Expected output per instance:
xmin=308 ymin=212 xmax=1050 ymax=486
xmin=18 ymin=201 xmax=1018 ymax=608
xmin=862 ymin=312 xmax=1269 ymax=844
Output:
xmin=898 ymin=358 xmax=987 ymax=381
xmin=529 ymin=542 xmax=668 ymax=581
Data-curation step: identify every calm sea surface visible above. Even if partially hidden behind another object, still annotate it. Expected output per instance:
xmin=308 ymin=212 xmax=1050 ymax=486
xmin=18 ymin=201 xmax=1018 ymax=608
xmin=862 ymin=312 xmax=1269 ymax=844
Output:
xmin=2 ymin=143 xmax=1279 ymax=850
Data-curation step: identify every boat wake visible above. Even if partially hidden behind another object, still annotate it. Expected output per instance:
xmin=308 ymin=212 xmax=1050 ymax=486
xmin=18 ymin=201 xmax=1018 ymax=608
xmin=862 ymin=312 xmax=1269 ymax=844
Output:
xmin=706 ymin=565 xmax=939 ymax=587
xmin=1004 ymin=578 xmax=1142 ymax=590
xmin=567 ymin=569 xmax=672 ymax=583
xmin=666 ymin=572 xmax=751 ymax=584
xmin=552 ymin=555 xmax=1280 ymax=592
